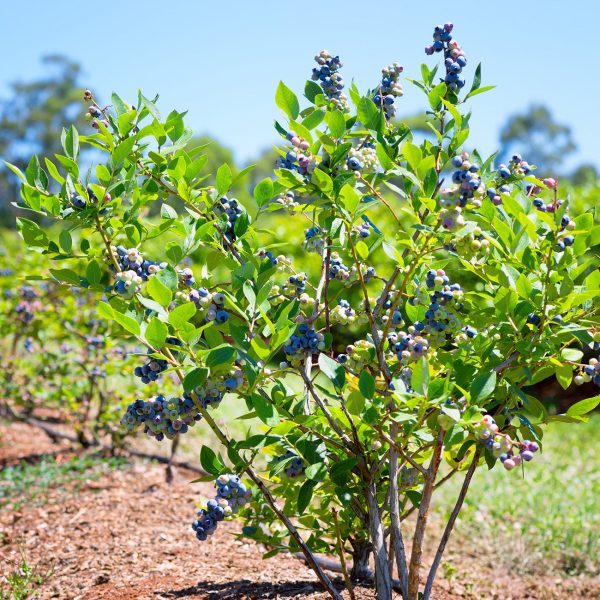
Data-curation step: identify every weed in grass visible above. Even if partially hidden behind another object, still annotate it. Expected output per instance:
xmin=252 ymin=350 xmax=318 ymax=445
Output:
xmin=0 ymin=551 xmax=51 ymax=600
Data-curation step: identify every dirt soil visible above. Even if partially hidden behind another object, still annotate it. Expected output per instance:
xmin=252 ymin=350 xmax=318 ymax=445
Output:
xmin=1 ymin=421 xmax=599 ymax=600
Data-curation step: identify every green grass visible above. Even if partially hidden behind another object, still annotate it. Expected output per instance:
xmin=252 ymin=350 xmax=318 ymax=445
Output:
xmin=0 ymin=552 xmax=51 ymax=600
xmin=435 ymin=415 xmax=600 ymax=576
xmin=0 ymin=453 xmax=127 ymax=510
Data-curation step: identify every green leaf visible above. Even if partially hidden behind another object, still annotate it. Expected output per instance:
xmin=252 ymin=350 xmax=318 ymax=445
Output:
xmin=251 ymin=393 xmax=279 ymax=426
xmin=326 ymin=110 xmax=346 ymax=138
xmin=356 ymin=240 xmax=369 ymax=260
xmin=58 ymin=230 xmax=72 ymax=253
xmin=156 ymin=266 xmax=178 ymax=291
xmin=216 ymin=163 xmax=233 ymax=195
xmin=428 ymin=82 xmax=447 ymax=109
xmin=111 ymin=92 xmax=127 ymax=117
xmin=376 ymin=143 xmax=394 ymax=171
xmin=560 ymin=348 xmax=584 ymax=363
xmin=305 ymin=462 xmax=327 ymax=481
xmin=147 ymin=276 xmax=173 ymax=307
xmin=17 ymin=217 xmax=49 ymax=248
xmin=555 ymin=363 xmax=573 ymax=390
xmin=254 ymin=178 xmax=274 ymax=207
xmin=359 ymin=371 xmax=376 ymax=399
xmin=470 ymin=371 xmax=497 ymax=404
xmin=311 ymin=168 xmax=333 ymax=194
xmin=318 ymin=353 xmax=345 ymax=389
xmin=338 ymin=183 xmax=360 ymax=214
xmin=61 ymin=125 xmax=79 ymax=160
xmin=200 ymin=446 xmax=224 ymax=476
xmin=469 ymin=63 xmax=482 ymax=95
xmin=112 ymin=137 xmax=136 ymax=166
xmin=346 ymin=390 xmax=365 ymax=416
xmin=303 ymin=108 xmax=326 ymax=130
xmin=411 ymin=356 xmax=429 ymax=396
xmin=357 ymin=97 xmax=380 ymax=131
xmin=86 ymin=259 xmax=102 ymax=285
xmin=402 ymin=143 xmax=422 ymax=172
xmin=566 ymin=395 xmax=600 ymax=416
xmin=206 ymin=345 xmax=236 ymax=368
xmin=297 ymin=480 xmax=316 ymax=514
xmin=275 ymin=81 xmax=300 ymax=120
xmin=465 ymin=86 xmax=495 ymax=100
xmin=49 ymin=268 xmax=81 ymax=285
xmin=112 ymin=311 xmax=141 ymax=336
xmin=304 ymin=80 xmax=322 ymax=104
xmin=146 ymin=317 xmax=168 ymax=348
xmin=169 ymin=302 xmax=196 ymax=328
xmin=98 ymin=301 xmax=115 ymax=320
xmin=140 ymin=92 xmax=161 ymax=121
xmin=183 ymin=367 xmax=209 ymax=392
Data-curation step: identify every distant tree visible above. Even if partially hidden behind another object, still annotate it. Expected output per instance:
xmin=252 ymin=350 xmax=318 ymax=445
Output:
xmin=499 ymin=104 xmax=576 ymax=175
xmin=187 ymin=135 xmax=236 ymax=182
xmin=0 ymin=55 xmax=87 ymax=226
xmin=569 ymin=163 xmax=599 ymax=187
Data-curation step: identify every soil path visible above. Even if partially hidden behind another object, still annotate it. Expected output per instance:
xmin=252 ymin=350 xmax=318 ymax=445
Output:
xmin=1 ymin=422 xmax=598 ymax=600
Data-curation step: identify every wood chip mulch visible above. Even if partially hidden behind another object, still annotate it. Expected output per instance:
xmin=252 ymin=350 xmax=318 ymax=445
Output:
xmin=1 ymin=422 xmax=599 ymax=600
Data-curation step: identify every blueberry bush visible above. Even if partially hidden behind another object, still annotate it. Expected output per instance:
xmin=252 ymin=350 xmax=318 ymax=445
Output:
xmin=0 ymin=247 xmax=143 ymax=446
xmin=8 ymin=22 xmax=600 ymax=600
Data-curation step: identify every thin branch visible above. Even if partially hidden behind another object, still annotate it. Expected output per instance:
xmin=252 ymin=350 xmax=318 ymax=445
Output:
xmin=422 ymin=449 xmax=481 ymax=600
xmin=332 ymin=509 xmax=356 ymax=600
xmin=299 ymin=369 xmax=355 ymax=449
xmin=407 ymin=428 xmax=445 ymax=599
xmin=389 ymin=423 xmax=409 ymax=599
xmin=366 ymin=481 xmax=393 ymax=600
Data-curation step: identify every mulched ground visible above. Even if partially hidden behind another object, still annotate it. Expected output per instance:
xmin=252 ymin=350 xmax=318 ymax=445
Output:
xmin=1 ymin=422 xmax=599 ymax=600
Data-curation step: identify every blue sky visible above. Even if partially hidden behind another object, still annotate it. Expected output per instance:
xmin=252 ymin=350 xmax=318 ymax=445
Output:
xmin=1 ymin=1 xmax=598 ymax=170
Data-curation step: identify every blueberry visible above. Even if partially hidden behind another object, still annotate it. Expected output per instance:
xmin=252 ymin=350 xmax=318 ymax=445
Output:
xmin=215 ymin=310 xmax=229 ymax=323
xmin=527 ymin=313 xmax=541 ymax=326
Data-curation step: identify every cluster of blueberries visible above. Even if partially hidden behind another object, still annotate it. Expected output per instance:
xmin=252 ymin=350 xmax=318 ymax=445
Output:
xmin=14 ymin=285 xmax=42 ymax=324
xmin=497 ymin=154 xmax=532 ymax=180
xmin=354 ymin=221 xmax=371 ymax=239
xmin=189 ymin=370 xmax=245 ymax=410
xmin=283 ymin=273 xmax=308 ymax=297
xmin=476 ymin=415 xmax=540 ymax=471
xmin=121 ymin=394 xmax=202 ymax=441
xmin=445 ymin=226 xmax=491 ymax=261
xmin=376 ymin=269 xmax=476 ymax=369
xmin=386 ymin=329 xmax=430 ymax=364
xmin=258 ymin=249 xmax=279 ymax=267
xmin=134 ymin=337 xmax=181 ymax=384
xmin=212 ymin=196 xmax=244 ymax=242
xmin=337 ymin=339 xmax=374 ymax=372
xmin=272 ymin=450 xmax=306 ymax=478
xmin=329 ymin=254 xmax=350 ymax=281
xmin=449 ymin=155 xmax=482 ymax=206
xmin=372 ymin=63 xmax=404 ymax=119
xmin=312 ymin=50 xmax=348 ymax=112
xmin=304 ymin=226 xmax=325 ymax=254
xmin=283 ymin=324 xmax=326 ymax=366
xmin=330 ymin=298 xmax=361 ymax=326
xmin=187 ymin=287 xmax=230 ymax=324
xmin=192 ymin=474 xmax=251 ymax=542
xmin=276 ymin=132 xmax=316 ymax=176
xmin=178 ymin=267 xmax=196 ymax=287
xmin=70 ymin=186 xmax=111 ymax=212
xmin=111 ymin=246 xmax=165 ymax=296
xmin=274 ymin=190 xmax=299 ymax=211
xmin=574 ymin=354 xmax=600 ymax=387
xmin=425 ymin=24 xmax=467 ymax=92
